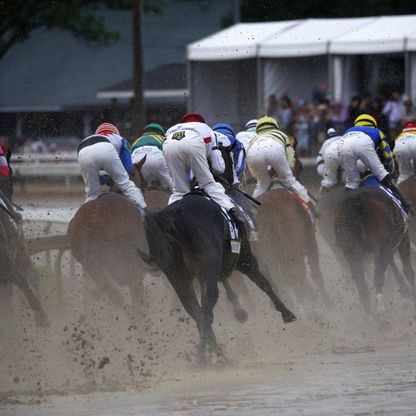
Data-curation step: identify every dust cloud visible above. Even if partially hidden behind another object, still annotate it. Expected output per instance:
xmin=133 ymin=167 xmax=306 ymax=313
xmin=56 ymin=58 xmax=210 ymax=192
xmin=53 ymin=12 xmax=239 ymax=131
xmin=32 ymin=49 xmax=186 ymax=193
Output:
xmin=0 ymin=193 xmax=415 ymax=410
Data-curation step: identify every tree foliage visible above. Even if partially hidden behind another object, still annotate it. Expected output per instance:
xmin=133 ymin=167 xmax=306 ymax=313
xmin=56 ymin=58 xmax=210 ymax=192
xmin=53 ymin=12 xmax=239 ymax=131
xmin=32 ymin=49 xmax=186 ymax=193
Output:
xmin=0 ymin=0 xmax=161 ymax=59
xmin=240 ymin=0 xmax=416 ymax=22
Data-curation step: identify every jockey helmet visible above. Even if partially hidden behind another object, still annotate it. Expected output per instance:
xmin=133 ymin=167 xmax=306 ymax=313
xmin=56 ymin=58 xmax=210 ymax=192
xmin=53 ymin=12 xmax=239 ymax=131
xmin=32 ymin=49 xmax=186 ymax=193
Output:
xmin=354 ymin=114 xmax=377 ymax=128
xmin=327 ymin=127 xmax=337 ymax=138
xmin=181 ymin=112 xmax=205 ymax=124
xmin=96 ymin=122 xmax=120 ymax=136
xmin=245 ymin=119 xmax=258 ymax=132
xmin=144 ymin=123 xmax=165 ymax=136
xmin=256 ymin=116 xmax=279 ymax=133
xmin=403 ymin=120 xmax=416 ymax=132
xmin=212 ymin=123 xmax=236 ymax=138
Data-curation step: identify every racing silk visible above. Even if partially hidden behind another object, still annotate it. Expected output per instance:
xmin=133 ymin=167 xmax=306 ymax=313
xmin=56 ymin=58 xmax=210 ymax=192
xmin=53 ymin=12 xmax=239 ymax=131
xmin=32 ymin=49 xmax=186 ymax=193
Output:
xmin=79 ymin=133 xmax=133 ymax=175
xmin=344 ymin=125 xmax=393 ymax=166
xmin=236 ymin=131 xmax=256 ymax=152
xmin=131 ymin=133 xmax=164 ymax=151
xmin=249 ymin=129 xmax=296 ymax=170
xmin=0 ymin=145 xmax=10 ymax=177
xmin=165 ymin=122 xmax=225 ymax=174
xmin=395 ymin=129 xmax=416 ymax=141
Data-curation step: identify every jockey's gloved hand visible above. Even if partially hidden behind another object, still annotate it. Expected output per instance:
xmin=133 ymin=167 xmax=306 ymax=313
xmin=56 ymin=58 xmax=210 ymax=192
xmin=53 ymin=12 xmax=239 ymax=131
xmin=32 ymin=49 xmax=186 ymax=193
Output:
xmin=307 ymin=200 xmax=320 ymax=218
xmin=99 ymin=174 xmax=113 ymax=186
xmin=381 ymin=174 xmax=413 ymax=214
xmin=233 ymin=183 xmax=245 ymax=192
xmin=229 ymin=207 xmax=246 ymax=226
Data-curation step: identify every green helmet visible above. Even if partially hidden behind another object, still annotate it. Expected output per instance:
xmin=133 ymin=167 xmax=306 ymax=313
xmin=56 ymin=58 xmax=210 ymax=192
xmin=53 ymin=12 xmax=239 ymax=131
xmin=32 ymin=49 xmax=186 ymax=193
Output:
xmin=143 ymin=123 xmax=165 ymax=136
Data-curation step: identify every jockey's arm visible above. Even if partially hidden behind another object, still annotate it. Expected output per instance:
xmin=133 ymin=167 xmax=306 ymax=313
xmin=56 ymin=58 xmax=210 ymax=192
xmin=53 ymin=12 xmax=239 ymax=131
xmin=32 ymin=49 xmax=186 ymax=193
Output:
xmin=119 ymin=138 xmax=134 ymax=175
xmin=378 ymin=132 xmax=394 ymax=173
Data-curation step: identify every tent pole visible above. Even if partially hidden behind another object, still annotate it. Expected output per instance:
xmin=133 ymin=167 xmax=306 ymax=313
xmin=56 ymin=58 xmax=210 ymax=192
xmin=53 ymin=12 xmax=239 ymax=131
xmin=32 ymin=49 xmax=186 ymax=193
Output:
xmin=256 ymin=56 xmax=263 ymax=117
xmin=404 ymin=39 xmax=410 ymax=98
xmin=186 ymin=60 xmax=192 ymax=111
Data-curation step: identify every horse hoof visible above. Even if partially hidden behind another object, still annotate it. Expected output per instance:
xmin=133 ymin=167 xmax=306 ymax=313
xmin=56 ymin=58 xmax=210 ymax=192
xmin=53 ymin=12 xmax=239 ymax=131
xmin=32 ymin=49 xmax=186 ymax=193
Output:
xmin=35 ymin=312 xmax=51 ymax=328
xmin=282 ymin=310 xmax=297 ymax=323
xmin=233 ymin=308 xmax=248 ymax=323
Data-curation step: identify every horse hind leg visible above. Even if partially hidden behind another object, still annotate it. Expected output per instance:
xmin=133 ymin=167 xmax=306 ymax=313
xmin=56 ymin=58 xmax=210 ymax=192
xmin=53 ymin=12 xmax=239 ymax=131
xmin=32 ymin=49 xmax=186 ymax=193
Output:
xmin=236 ymin=240 xmax=296 ymax=323
xmin=397 ymin=233 xmax=416 ymax=302
xmin=14 ymin=271 xmax=50 ymax=327
xmin=221 ymin=279 xmax=248 ymax=323
xmin=348 ymin=255 xmax=371 ymax=314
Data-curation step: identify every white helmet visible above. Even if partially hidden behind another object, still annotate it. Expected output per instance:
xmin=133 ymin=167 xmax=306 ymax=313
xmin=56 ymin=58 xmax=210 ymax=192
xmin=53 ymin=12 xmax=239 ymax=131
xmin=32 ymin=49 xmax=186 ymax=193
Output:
xmin=245 ymin=119 xmax=258 ymax=132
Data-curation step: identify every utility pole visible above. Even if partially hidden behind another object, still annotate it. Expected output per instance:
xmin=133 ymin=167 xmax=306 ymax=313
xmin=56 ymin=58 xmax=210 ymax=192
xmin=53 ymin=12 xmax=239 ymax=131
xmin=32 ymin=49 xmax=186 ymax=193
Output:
xmin=131 ymin=0 xmax=144 ymax=140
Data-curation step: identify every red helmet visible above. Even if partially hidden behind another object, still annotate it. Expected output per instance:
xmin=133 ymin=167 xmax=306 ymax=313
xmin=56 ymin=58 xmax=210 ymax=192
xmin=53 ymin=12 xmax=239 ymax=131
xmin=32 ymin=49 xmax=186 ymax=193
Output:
xmin=403 ymin=121 xmax=416 ymax=132
xmin=181 ymin=112 xmax=205 ymax=124
xmin=95 ymin=122 xmax=120 ymax=136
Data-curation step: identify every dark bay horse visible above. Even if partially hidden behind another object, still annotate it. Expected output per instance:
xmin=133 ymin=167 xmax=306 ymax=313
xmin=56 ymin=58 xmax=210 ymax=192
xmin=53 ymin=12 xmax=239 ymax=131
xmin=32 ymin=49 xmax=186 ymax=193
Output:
xmin=335 ymin=185 xmax=416 ymax=312
xmin=146 ymin=193 xmax=296 ymax=363
xmin=254 ymin=187 xmax=331 ymax=308
xmin=399 ymin=176 xmax=416 ymax=245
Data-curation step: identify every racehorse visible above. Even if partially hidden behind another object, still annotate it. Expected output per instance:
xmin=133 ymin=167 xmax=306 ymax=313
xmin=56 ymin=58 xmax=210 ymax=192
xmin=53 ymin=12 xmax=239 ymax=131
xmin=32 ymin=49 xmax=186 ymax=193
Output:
xmin=399 ymin=176 xmax=416 ymax=245
xmin=67 ymin=157 xmax=169 ymax=313
xmin=145 ymin=192 xmax=296 ymax=363
xmin=254 ymin=185 xmax=331 ymax=309
xmin=0 ymin=155 xmax=49 ymax=328
xmin=335 ymin=185 xmax=416 ymax=312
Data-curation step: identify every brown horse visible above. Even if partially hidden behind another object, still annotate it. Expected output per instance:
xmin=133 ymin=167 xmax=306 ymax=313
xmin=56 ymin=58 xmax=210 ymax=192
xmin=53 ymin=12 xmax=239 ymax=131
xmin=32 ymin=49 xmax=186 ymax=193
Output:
xmin=335 ymin=185 xmax=416 ymax=312
xmin=67 ymin=160 xmax=169 ymax=313
xmin=0 ymin=160 xmax=49 ymax=328
xmin=254 ymin=186 xmax=331 ymax=308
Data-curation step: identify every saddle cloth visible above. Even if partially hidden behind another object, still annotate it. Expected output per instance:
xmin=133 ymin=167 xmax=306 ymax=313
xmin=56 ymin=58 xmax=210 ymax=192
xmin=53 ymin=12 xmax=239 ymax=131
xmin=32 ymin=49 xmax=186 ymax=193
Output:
xmin=361 ymin=176 xmax=408 ymax=224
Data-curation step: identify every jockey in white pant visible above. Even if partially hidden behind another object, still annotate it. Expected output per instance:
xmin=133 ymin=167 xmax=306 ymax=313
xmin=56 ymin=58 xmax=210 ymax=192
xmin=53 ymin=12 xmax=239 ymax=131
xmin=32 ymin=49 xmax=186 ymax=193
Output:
xmin=247 ymin=117 xmax=311 ymax=204
xmin=394 ymin=121 xmax=416 ymax=184
xmin=131 ymin=123 xmax=174 ymax=192
xmin=340 ymin=114 xmax=393 ymax=189
xmin=78 ymin=122 xmax=147 ymax=213
xmin=164 ymin=112 xmax=240 ymax=218
xmin=316 ymin=128 xmax=344 ymax=192
xmin=340 ymin=114 xmax=410 ymax=212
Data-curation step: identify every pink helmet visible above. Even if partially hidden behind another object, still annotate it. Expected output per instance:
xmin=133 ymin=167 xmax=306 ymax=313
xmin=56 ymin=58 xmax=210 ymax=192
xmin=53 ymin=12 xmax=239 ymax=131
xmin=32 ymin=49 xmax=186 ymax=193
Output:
xmin=95 ymin=122 xmax=120 ymax=136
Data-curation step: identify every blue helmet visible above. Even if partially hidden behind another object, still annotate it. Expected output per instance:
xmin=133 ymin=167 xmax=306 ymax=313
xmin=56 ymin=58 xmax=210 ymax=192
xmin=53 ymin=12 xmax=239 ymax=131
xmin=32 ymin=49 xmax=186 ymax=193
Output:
xmin=212 ymin=123 xmax=236 ymax=144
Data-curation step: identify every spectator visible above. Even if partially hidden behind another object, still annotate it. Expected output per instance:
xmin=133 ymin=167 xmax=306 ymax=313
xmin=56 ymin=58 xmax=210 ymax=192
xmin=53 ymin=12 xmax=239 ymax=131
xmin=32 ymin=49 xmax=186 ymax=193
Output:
xmin=346 ymin=96 xmax=362 ymax=127
xmin=382 ymin=91 xmax=404 ymax=139
xmin=265 ymin=94 xmax=279 ymax=120
xmin=279 ymin=95 xmax=294 ymax=135
xmin=401 ymin=96 xmax=416 ymax=125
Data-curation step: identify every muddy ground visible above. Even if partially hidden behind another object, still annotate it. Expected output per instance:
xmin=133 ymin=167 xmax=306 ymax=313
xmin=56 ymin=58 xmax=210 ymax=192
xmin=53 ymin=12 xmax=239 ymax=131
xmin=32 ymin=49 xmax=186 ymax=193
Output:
xmin=0 ymin=186 xmax=415 ymax=415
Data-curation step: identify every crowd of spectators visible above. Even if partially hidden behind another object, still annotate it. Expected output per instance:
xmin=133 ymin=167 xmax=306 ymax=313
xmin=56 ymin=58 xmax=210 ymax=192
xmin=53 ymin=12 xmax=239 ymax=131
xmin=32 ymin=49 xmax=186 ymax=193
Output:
xmin=266 ymin=90 xmax=416 ymax=156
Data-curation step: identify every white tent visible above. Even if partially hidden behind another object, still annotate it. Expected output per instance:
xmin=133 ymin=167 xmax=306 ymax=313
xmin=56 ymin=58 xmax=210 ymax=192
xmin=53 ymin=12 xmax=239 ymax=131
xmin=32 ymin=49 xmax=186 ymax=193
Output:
xmin=187 ymin=15 xmax=416 ymax=128
xmin=187 ymin=21 xmax=300 ymax=126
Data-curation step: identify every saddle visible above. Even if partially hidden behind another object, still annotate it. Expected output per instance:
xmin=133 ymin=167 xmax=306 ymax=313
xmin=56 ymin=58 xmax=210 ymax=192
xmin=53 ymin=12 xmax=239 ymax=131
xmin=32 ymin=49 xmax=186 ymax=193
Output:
xmin=184 ymin=188 xmax=241 ymax=254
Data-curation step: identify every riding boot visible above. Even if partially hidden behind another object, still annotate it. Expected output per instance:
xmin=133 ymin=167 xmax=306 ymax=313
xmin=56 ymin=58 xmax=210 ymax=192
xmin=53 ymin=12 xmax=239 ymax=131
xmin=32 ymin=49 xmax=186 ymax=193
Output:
xmin=381 ymin=174 xmax=413 ymax=214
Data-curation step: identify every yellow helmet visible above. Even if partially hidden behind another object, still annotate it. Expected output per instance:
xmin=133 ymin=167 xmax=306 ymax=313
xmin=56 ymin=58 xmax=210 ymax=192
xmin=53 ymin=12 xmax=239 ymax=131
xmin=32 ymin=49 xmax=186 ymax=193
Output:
xmin=256 ymin=116 xmax=279 ymax=133
xmin=354 ymin=114 xmax=377 ymax=128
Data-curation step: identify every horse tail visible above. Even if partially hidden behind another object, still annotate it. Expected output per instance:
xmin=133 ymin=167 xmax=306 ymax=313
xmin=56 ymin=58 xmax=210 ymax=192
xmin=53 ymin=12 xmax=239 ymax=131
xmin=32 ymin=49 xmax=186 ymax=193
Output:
xmin=144 ymin=213 xmax=175 ymax=268
xmin=335 ymin=192 xmax=365 ymax=255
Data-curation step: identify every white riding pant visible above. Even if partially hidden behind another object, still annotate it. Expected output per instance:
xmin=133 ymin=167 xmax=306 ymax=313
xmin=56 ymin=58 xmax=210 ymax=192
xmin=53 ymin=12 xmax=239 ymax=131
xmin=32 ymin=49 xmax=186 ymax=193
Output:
xmin=394 ymin=137 xmax=416 ymax=184
xmin=78 ymin=142 xmax=146 ymax=208
xmin=132 ymin=146 xmax=174 ymax=191
xmin=247 ymin=138 xmax=310 ymax=201
xmin=163 ymin=134 xmax=234 ymax=210
xmin=321 ymin=140 xmax=343 ymax=188
xmin=341 ymin=133 xmax=388 ymax=189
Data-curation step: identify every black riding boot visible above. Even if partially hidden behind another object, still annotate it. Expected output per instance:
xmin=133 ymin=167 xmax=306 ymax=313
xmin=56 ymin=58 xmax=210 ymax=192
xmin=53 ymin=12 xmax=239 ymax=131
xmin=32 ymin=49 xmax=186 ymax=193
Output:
xmin=228 ymin=207 xmax=247 ymax=239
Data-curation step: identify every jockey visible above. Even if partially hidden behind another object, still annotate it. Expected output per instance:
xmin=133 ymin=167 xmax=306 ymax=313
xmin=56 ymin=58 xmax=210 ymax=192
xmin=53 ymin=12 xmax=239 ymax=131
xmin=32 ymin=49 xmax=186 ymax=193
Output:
xmin=0 ymin=145 xmax=10 ymax=177
xmin=131 ymin=123 xmax=174 ymax=191
xmin=77 ymin=122 xmax=147 ymax=214
xmin=236 ymin=119 xmax=258 ymax=152
xmin=316 ymin=128 xmax=344 ymax=194
xmin=164 ymin=112 xmax=245 ymax=223
xmin=340 ymin=114 xmax=410 ymax=211
xmin=247 ymin=116 xmax=317 ymax=215
xmin=212 ymin=123 xmax=246 ymax=188
xmin=394 ymin=121 xmax=416 ymax=184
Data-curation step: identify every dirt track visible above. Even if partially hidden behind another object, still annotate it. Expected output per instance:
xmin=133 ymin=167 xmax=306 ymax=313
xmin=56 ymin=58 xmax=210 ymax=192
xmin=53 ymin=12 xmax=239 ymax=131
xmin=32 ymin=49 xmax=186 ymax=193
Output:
xmin=1 ymin=193 xmax=416 ymax=415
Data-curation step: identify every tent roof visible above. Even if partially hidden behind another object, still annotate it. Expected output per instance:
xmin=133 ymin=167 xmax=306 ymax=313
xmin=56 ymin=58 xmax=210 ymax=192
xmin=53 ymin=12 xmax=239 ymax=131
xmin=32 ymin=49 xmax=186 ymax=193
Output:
xmin=259 ymin=17 xmax=377 ymax=57
xmin=187 ymin=21 xmax=300 ymax=61
xmin=330 ymin=15 xmax=416 ymax=54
